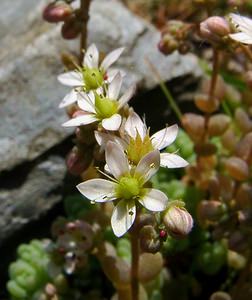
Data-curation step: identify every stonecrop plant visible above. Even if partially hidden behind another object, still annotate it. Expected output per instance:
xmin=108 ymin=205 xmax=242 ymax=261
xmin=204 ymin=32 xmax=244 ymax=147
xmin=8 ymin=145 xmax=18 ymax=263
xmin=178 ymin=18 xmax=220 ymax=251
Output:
xmin=6 ymin=0 xmax=252 ymax=299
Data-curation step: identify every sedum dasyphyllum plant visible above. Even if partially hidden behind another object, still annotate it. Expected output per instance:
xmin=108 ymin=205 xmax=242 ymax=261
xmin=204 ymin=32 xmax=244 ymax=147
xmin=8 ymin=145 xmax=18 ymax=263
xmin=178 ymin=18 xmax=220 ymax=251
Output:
xmin=6 ymin=0 xmax=252 ymax=300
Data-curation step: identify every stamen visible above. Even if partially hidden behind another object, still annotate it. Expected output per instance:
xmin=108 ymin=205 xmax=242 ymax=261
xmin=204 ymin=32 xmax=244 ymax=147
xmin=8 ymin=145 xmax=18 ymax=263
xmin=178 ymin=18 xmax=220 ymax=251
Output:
xmin=150 ymin=163 xmax=155 ymax=168
xmin=95 ymin=167 xmax=118 ymax=183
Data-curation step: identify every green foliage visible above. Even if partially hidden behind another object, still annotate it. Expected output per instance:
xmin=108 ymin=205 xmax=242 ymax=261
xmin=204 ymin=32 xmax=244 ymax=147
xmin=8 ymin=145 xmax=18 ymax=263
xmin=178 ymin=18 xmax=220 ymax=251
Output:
xmin=197 ymin=241 xmax=227 ymax=275
xmin=7 ymin=240 xmax=50 ymax=300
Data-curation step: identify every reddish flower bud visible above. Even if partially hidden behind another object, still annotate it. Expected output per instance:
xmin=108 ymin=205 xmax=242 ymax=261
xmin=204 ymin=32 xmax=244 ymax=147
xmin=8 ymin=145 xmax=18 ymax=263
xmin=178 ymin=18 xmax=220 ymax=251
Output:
xmin=199 ymin=16 xmax=230 ymax=44
xmin=163 ymin=206 xmax=193 ymax=238
xmin=61 ymin=18 xmax=81 ymax=40
xmin=43 ymin=2 xmax=72 ymax=23
xmin=208 ymin=114 xmax=231 ymax=136
xmin=159 ymin=229 xmax=167 ymax=239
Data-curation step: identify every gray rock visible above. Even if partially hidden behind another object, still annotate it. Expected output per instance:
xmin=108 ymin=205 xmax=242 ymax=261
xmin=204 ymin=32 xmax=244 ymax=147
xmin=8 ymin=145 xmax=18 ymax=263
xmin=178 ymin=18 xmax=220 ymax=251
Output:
xmin=0 ymin=0 xmax=201 ymax=172
xmin=0 ymin=156 xmax=66 ymax=244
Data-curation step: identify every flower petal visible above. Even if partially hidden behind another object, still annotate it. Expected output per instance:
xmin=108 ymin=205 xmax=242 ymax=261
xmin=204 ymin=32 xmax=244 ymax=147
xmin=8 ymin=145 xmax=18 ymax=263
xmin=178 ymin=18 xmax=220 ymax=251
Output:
xmin=229 ymin=32 xmax=252 ymax=44
xmin=77 ymin=91 xmax=96 ymax=113
xmin=160 ymin=153 xmax=189 ymax=168
xmin=62 ymin=114 xmax=97 ymax=127
xmin=84 ymin=44 xmax=99 ymax=68
xmin=108 ymin=73 xmax=123 ymax=100
xmin=105 ymin=141 xmax=129 ymax=179
xmin=229 ymin=13 xmax=252 ymax=36
xmin=77 ymin=179 xmax=116 ymax=202
xmin=111 ymin=200 xmax=136 ymax=237
xmin=59 ymin=89 xmax=78 ymax=108
xmin=102 ymin=114 xmax=122 ymax=131
xmin=58 ymin=71 xmax=83 ymax=86
xmin=135 ymin=150 xmax=160 ymax=183
xmin=124 ymin=112 xmax=146 ymax=140
xmin=118 ymin=85 xmax=136 ymax=109
xmin=95 ymin=131 xmax=127 ymax=150
xmin=106 ymin=69 xmax=125 ymax=83
xmin=151 ymin=124 xmax=178 ymax=150
xmin=139 ymin=188 xmax=168 ymax=212
xmin=101 ymin=47 xmax=124 ymax=71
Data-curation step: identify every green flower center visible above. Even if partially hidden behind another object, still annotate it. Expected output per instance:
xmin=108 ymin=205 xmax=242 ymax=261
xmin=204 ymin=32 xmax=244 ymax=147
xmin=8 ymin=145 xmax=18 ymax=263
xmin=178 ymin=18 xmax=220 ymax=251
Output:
xmin=127 ymin=131 xmax=154 ymax=165
xmin=116 ymin=177 xmax=141 ymax=200
xmin=82 ymin=68 xmax=104 ymax=91
xmin=95 ymin=94 xmax=118 ymax=119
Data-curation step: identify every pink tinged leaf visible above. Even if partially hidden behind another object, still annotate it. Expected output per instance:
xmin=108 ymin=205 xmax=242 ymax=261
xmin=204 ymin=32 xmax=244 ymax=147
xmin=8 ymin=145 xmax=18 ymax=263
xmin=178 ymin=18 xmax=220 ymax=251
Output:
xmin=111 ymin=200 xmax=136 ymax=237
xmin=59 ymin=89 xmax=78 ymax=108
xmin=124 ymin=111 xmax=146 ymax=139
xmin=160 ymin=153 xmax=189 ymax=168
xmin=135 ymin=150 xmax=160 ymax=183
xmin=57 ymin=71 xmax=83 ymax=86
xmin=151 ymin=124 xmax=178 ymax=150
xmin=83 ymin=43 xmax=99 ymax=68
xmin=77 ymin=179 xmax=116 ymax=202
xmin=77 ymin=92 xmax=96 ymax=113
xmin=108 ymin=73 xmax=123 ymax=100
xmin=102 ymin=114 xmax=122 ymax=131
xmin=139 ymin=188 xmax=168 ymax=212
xmin=105 ymin=141 xmax=130 ymax=179
xmin=101 ymin=47 xmax=124 ymax=71
xmin=62 ymin=114 xmax=97 ymax=127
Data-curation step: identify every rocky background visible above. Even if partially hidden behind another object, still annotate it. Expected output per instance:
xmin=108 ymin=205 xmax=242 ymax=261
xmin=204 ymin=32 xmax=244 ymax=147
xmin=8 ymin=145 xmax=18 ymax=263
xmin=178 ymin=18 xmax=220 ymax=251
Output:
xmin=0 ymin=0 xmax=201 ymax=246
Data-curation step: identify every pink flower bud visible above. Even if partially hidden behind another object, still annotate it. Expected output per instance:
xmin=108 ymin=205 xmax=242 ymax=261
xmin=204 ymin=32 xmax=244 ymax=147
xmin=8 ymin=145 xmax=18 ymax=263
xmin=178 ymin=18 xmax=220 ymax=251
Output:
xmin=199 ymin=16 xmax=230 ymax=44
xmin=66 ymin=147 xmax=91 ymax=175
xmin=43 ymin=2 xmax=72 ymax=23
xmin=163 ymin=206 xmax=193 ymax=238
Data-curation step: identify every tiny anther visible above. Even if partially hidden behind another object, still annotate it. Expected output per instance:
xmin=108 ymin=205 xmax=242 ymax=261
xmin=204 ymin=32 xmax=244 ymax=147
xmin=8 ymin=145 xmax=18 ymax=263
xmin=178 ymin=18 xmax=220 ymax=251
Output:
xmin=129 ymin=210 xmax=134 ymax=216
xmin=150 ymin=163 xmax=155 ymax=168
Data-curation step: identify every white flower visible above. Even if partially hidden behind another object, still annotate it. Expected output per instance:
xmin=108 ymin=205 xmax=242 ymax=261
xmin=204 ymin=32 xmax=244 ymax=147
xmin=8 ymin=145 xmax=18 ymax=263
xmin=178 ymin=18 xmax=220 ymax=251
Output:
xmin=77 ymin=142 xmax=168 ymax=237
xmin=62 ymin=73 xmax=135 ymax=131
xmin=95 ymin=111 xmax=188 ymax=168
xmin=229 ymin=13 xmax=252 ymax=44
xmin=57 ymin=44 xmax=124 ymax=108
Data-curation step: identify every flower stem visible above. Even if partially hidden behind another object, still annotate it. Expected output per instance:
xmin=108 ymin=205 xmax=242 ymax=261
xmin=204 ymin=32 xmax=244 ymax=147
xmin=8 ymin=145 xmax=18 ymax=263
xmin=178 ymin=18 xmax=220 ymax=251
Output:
xmin=79 ymin=0 xmax=92 ymax=64
xmin=131 ymin=212 xmax=140 ymax=300
xmin=240 ymin=44 xmax=252 ymax=63
xmin=208 ymin=49 xmax=220 ymax=101
xmin=145 ymin=57 xmax=182 ymax=121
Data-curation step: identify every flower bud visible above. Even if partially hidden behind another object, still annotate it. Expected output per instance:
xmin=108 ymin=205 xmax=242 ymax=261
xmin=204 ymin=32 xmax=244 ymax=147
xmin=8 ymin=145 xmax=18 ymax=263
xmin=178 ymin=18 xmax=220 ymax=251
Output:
xmin=208 ymin=114 xmax=231 ymax=136
xmin=235 ymin=108 xmax=252 ymax=133
xmin=182 ymin=113 xmax=205 ymax=143
xmin=43 ymin=2 xmax=72 ymax=23
xmin=210 ymin=291 xmax=231 ymax=300
xmin=61 ymin=18 xmax=81 ymax=39
xmin=199 ymin=16 xmax=230 ymax=44
xmin=66 ymin=146 xmax=91 ymax=175
xmin=197 ymin=200 xmax=225 ymax=222
xmin=201 ymin=76 xmax=226 ymax=100
xmin=194 ymin=93 xmax=219 ymax=113
xmin=221 ymin=128 xmax=238 ymax=152
xmin=235 ymin=132 xmax=252 ymax=163
xmin=158 ymin=34 xmax=179 ymax=55
xmin=163 ymin=206 xmax=193 ymax=238
xmin=236 ymin=183 xmax=252 ymax=208
xmin=227 ymin=249 xmax=246 ymax=269
xmin=225 ymin=156 xmax=249 ymax=181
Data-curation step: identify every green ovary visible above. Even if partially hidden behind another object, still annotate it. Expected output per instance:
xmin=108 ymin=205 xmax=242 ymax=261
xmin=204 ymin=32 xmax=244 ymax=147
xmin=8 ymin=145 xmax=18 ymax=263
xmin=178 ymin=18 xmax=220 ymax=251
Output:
xmin=127 ymin=133 xmax=154 ymax=165
xmin=82 ymin=68 xmax=104 ymax=91
xmin=116 ymin=177 xmax=141 ymax=200
xmin=95 ymin=95 xmax=118 ymax=119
